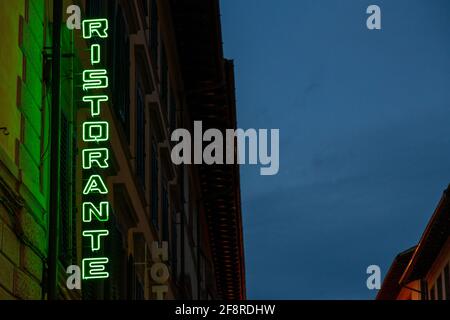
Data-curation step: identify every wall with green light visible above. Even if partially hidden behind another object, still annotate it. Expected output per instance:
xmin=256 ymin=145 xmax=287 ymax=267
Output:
xmin=0 ymin=0 xmax=51 ymax=300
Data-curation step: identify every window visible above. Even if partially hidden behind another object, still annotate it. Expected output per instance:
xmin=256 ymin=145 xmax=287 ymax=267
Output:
xmin=192 ymin=206 xmax=198 ymax=246
xmin=160 ymin=44 xmax=168 ymax=111
xmin=86 ymin=0 xmax=102 ymax=18
xmin=136 ymin=85 xmax=145 ymax=188
xmin=127 ymin=255 xmax=135 ymax=299
xmin=430 ymin=265 xmax=450 ymax=300
xmin=83 ymin=279 xmax=100 ymax=300
xmin=445 ymin=264 xmax=449 ymax=300
xmin=142 ymin=0 xmax=148 ymax=16
xmin=162 ymin=185 xmax=169 ymax=242
xmin=112 ymin=6 xmax=131 ymax=141
xmin=135 ymin=278 xmax=144 ymax=300
xmin=430 ymin=285 xmax=436 ymax=300
xmin=199 ymin=253 xmax=207 ymax=299
xmin=171 ymin=209 xmax=178 ymax=279
xmin=107 ymin=1 xmax=116 ymax=69
xmin=151 ymin=142 xmax=159 ymax=228
xmin=150 ymin=0 xmax=158 ymax=66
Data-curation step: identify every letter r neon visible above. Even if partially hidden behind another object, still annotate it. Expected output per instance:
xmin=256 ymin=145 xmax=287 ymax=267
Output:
xmin=82 ymin=148 xmax=109 ymax=169
xmin=82 ymin=19 xmax=109 ymax=39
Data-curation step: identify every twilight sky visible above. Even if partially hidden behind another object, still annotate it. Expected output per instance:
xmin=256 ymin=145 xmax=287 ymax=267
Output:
xmin=220 ymin=0 xmax=450 ymax=299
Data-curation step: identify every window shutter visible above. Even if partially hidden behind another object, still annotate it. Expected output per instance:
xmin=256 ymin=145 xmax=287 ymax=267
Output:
xmin=444 ymin=264 xmax=449 ymax=300
xmin=162 ymin=186 xmax=169 ymax=242
xmin=112 ymin=7 xmax=130 ymax=140
xmin=150 ymin=0 xmax=158 ymax=66
xmin=169 ymin=88 xmax=176 ymax=130
xmin=106 ymin=223 xmax=124 ymax=299
xmin=136 ymin=85 xmax=145 ymax=188
xmin=151 ymin=143 xmax=159 ymax=228
xmin=437 ymin=274 xmax=443 ymax=300
xmin=171 ymin=209 xmax=178 ymax=280
xmin=127 ymin=255 xmax=135 ymax=299
xmin=71 ymin=135 xmax=78 ymax=263
xmin=160 ymin=44 xmax=168 ymax=111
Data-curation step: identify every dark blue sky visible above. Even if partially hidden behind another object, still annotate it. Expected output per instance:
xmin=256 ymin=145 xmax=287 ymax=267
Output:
xmin=220 ymin=0 xmax=450 ymax=299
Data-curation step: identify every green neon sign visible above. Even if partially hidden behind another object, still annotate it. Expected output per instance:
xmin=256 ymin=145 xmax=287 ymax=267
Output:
xmin=82 ymin=121 xmax=109 ymax=142
xmin=82 ymin=95 xmax=108 ymax=117
xmin=81 ymin=17 xmax=111 ymax=281
xmin=83 ymin=230 xmax=109 ymax=251
xmin=83 ymin=69 xmax=109 ymax=91
xmin=82 ymin=19 xmax=109 ymax=39
xmin=82 ymin=148 xmax=109 ymax=169
xmin=82 ymin=257 xmax=110 ymax=279
xmin=83 ymin=175 xmax=108 ymax=195
xmin=82 ymin=201 xmax=109 ymax=223
xmin=91 ymin=44 xmax=101 ymax=65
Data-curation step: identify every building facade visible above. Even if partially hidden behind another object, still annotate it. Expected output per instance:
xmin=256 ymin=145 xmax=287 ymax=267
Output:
xmin=0 ymin=0 xmax=52 ymax=300
xmin=0 ymin=0 xmax=245 ymax=300
xmin=377 ymin=186 xmax=450 ymax=300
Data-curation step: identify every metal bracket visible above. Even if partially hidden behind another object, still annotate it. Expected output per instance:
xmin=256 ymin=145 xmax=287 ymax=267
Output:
xmin=0 ymin=127 xmax=9 ymax=135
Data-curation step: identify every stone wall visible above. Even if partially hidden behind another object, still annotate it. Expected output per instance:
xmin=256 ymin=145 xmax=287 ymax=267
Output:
xmin=0 ymin=0 xmax=49 ymax=300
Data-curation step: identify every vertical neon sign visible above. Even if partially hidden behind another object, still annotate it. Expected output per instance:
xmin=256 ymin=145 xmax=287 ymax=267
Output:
xmin=81 ymin=18 xmax=110 ymax=280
